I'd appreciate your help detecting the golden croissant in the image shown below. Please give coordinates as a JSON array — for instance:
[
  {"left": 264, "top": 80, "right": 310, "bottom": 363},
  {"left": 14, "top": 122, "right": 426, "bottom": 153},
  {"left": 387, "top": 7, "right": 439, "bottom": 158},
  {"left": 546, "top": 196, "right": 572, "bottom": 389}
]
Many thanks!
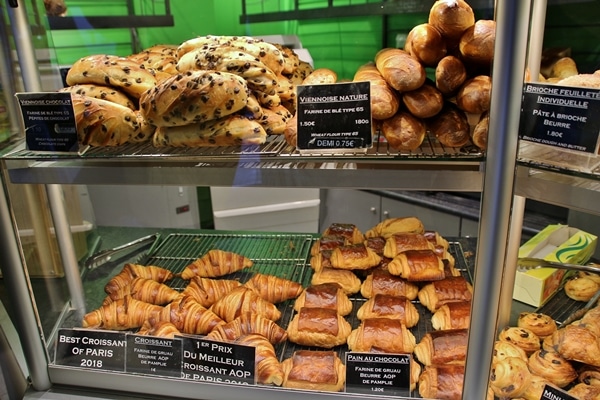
[
  {"left": 243, "top": 273, "right": 303, "bottom": 303},
  {"left": 160, "top": 295, "right": 225, "bottom": 335},
  {"left": 137, "top": 318, "right": 182, "bottom": 339},
  {"left": 207, "top": 312, "right": 288, "bottom": 344},
  {"left": 103, "top": 277, "right": 180, "bottom": 306},
  {"left": 235, "top": 334, "right": 284, "bottom": 386},
  {"left": 105, "top": 263, "right": 174, "bottom": 294},
  {"left": 82, "top": 295, "right": 163, "bottom": 330},
  {"left": 181, "top": 249, "right": 253, "bottom": 279},
  {"left": 182, "top": 276, "right": 241, "bottom": 307},
  {"left": 210, "top": 287, "right": 281, "bottom": 322}
]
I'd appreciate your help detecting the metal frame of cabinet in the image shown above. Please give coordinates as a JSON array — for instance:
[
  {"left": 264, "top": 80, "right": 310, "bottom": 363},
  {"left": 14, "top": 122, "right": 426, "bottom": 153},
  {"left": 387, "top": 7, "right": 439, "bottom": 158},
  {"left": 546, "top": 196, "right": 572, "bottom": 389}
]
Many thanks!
[{"left": 4, "top": 0, "right": 598, "bottom": 399}]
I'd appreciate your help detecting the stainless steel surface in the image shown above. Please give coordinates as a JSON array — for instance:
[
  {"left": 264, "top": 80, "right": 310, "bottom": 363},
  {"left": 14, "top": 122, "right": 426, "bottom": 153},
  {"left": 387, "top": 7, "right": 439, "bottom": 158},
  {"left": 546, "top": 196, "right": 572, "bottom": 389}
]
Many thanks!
[
  {"left": 517, "top": 257, "right": 600, "bottom": 274},
  {"left": 463, "top": 1, "right": 532, "bottom": 400},
  {"left": 84, "top": 233, "right": 160, "bottom": 270}
]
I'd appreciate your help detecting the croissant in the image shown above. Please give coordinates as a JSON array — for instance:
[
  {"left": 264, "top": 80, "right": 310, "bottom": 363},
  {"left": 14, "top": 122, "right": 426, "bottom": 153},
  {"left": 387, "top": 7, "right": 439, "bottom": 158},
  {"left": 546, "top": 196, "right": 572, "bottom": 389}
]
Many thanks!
[
  {"left": 103, "top": 277, "right": 180, "bottom": 306},
  {"left": 414, "top": 328, "right": 468, "bottom": 366},
  {"left": 244, "top": 273, "right": 303, "bottom": 303},
  {"left": 234, "top": 334, "right": 284, "bottom": 386},
  {"left": 281, "top": 350, "right": 346, "bottom": 392},
  {"left": 294, "top": 283, "right": 353, "bottom": 316},
  {"left": 181, "top": 277, "right": 241, "bottom": 307},
  {"left": 181, "top": 249, "right": 253, "bottom": 279},
  {"left": 418, "top": 364, "right": 465, "bottom": 400},
  {"left": 286, "top": 307, "right": 352, "bottom": 348},
  {"left": 329, "top": 243, "right": 382, "bottom": 270},
  {"left": 137, "top": 318, "right": 182, "bottom": 339},
  {"left": 347, "top": 318, "right": 416, "bottom": 353},
  {"left": 431, "top": 301, "right": 471, "bottom": 330},
  {"left": 387, "top": 249, "right": 445, "bottom": 281},
  {"left": 382, "top": 232, "right": 434, "bottom": 258},
  {"left": 360, "top": 269, "right": 419, "bottom": 300},
  {"left": 418, "top": 276, "right": 473, "bottom": 312},
  {"left": 310, "top": 267, "right": 361, "bottom": 295},
  {"left": 356, "top": 294, "right": 419, "bottom": 327},
  {"left": 206, "top": 312, "right": 288, "bottom": 345},
  {"left": 545, "top": 324, "right": 600, "bottom": 367},
  {"left": 82, "top": 295, "right": 163, "bottom": 330},
  {"left": 210, "top": 287, "right": 281, "bottom": 322},
  {"left": 489, "top": 356, "right": 532, "bottom": 398},
  {"left": 365, "top": 217, "right": 425, "bottom": 238},
  {"left": 161, "top": 295, "right": 225, "bottom": 335},
  {"left": 322, "top": 222, "right": 364, "bottom": 244},
  {"left": 105, "top": 263, "right": 174, "bottom": 294}
]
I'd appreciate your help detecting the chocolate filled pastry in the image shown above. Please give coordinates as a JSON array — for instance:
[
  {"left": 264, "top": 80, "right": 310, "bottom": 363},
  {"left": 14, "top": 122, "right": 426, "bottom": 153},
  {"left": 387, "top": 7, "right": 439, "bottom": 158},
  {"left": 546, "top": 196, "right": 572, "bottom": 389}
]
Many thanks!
[
  {"left": 310, "top": 235, "right": 348, "bottom": 256},
  {"left": 517, "top": 312, "right": 557, "bottom": 339},
  {"left": 310, "top": 250, "right": 333, "bottom": 272},
  {"left": 418, "top": 276, "right": 473, "bottom": 312},
  {"left": 418, "top": 364, "right": 465, "bottom": 400},
  {"left": 414, "top": 328, "right": 468, "bottom": 366},
  {"left": 365, "top": 217, "right": 425, "bottom": 238},
  {"left": 383, "top": 233, "right": 435, "bottom": 258},
  {"left": 323, "top": 222, "right": 364, "bottom": 244},
  {"left": 364, "top": 236, "right": 387, "bottom": 256},
  {"left": 310, "top": 267, "right": 361, "bottom": 295},
  {"left": 294, "top": 283, "right": 353, "bottom": 316},
  {"left": 286, "top": 307, "right": 352, "bottom": 348},
  {"left": 492, "top": 340, "right": 528, "bottom": 363},
  {"left": 356, "top": 294, "right": 419, "bottom": 327},
  {"left": 281, "top": 350, "right": 346, "bottom": 392},
  {"left": 545, "top": 324, "right": 600, "bottom": 367},
  {"left": 498, "top": 326, "right": 541, "bottom": 355},
  {"left": 360, "top": 269, "right": 419, "bottom": 300},
  {"left": 388, "top": 249, "right": 446, "bottom": 282},
  {"left": 347, "top": 318, "right": 416, "bottom": 353},
  {"left": 329, "top": 243, "right": 382, "bottom": 270},
  {"left": 528, "top": 349, "right": 577, "bottom": 388},
  {"left": 489, "top": 356, "right": 531, "bottom": 398},
  {"left": 431, "top": 301, "right": 471, "bottom": 330},
  {"left": 424, "top": 230, "right": 449, "bottom": 250}
]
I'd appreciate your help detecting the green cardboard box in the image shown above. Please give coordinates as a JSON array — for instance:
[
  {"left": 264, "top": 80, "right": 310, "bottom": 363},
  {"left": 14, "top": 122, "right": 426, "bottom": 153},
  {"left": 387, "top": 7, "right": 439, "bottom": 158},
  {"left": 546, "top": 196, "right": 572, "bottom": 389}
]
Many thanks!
[{"left": 513, "top": 224, "right": 597, "bottom": 307}]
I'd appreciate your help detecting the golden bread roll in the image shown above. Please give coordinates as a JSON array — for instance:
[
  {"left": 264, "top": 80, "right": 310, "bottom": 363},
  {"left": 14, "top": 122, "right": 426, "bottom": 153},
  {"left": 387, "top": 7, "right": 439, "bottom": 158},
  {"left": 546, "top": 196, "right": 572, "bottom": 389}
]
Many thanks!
[
  {"left": 471, "top": 110, "right": 490, "bottom": 150},
  {"left": 418, "top": 364, "right": 465, "bottom": 400},
  {"left": 329, "top": 243, "right": 382, "bottom": 270},
  {"left": 418, "top": 276, "right": 473, "bottom": 312},
  {"left": 456, "top": 75, "right": 492, "bottom": 114},
  {"left": 404, "top": 23, "right": 447, "bottom": 67},
  {"left": 381, "top": 110, "right": 426, "bottom": 151},
  {"left": 528, "top": 349, "right": 577, "bottom": 388},
  {"left": 517, "top": 312, "right": 557, "bottom": 339},
  {"left": 375, "top": 48, "right": 426, "bottom": 92},
  {"left": 546, "top": 324, "right": 600, "bottom": 366},
  {"left": 459, "top": 19, "right": 496, "bottom": 67},
  {"left": 565, "top": 276, "right": 600, "bottom": 301},
  {"left": 401, "top": 82, "right": 444, "bottom": 119},
  {"left": 428, "top": 0, "right": 475, "bottom": 45},
  {"left": 347, "top": 318, "right": 416, "bottom": 353},
  {"left": 281, "top": 350, "right": 345, "bottom": 392},
  {"left": 489, "top": 356, "right": 532, "bottom": 398},
  {"left": 72, "top": 95, "right": 154, "bottom": 147},
  {"left": 293, "top": 283, "right": 353, "bottom": 316},
  {"left": 356, "top": 294, "right": 419, "bottom": 327},
  {"left": 152, "top": 114, "right": 267, "bottom": 147},
  {"left": 353, "top": 62, "right": 399, "bottom": 120},
  {"left": 59, "top": 84, "right": 136, "bottom": 110},
  {"left": 388, "top": 249, "right": 446, "bottom": 282},
  {"left": 493, "top": 340, "right": 528, "bottom": 363},
  {"left": 431, "top": 301, "right": 471, "bottom": 330},
  {"left": 104, "top": 263, "right": 174, "bottom": 294},
  {"left": 139, "top": 70, "right": 249, "bottom": 127},
  {"left": 66, "top": 54, "right": 158, "bottom": 99},
  {"left": 309, "top": 250, "right": 333, "bottom": 273},
  {"left": 323, "top": 222, "right": 364, "bottom": 244},
  {"left": 435, "top": 55, "right": 467, "bottom": 96},
  {"left": 286, "top": 307, "right": 352, "bottom": 348},
  {"left": 365, "top": 217, "right": 425, "bottom": 238},
  {"left": 360, "top": 269, "right": 419, "bottom": 300},
  {"left": 498, "top": 326, "right": 541, "bottom": 355},
  {"left": 310, "top": 267, "right": 361, "bottom": 295},
  {"left": 414, "top": 328, "right": 468, "bottom": 366},
  {"left": 383, "top": 232, "right": 435, "bottom": 258},
  {"left": 428, "top": 103, "right": 471, "bottom": 148},
  {"left": 302, "top": 68, "right": 338, "bottom": 85}
]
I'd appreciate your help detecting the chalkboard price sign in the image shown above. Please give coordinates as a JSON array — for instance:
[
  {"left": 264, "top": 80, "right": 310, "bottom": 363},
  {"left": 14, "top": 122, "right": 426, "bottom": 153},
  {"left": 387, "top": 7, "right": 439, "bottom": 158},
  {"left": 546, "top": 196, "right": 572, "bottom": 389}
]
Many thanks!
[
  {"left": 296, "top": 82, "right": 372, "bottom": 150},
  {"left": 345, "top": 352, "right": 411, "bottom": 397},
  {"left": 126, "top": 334, "right": 182, "bottom": 377},
  {"left": 54, "top": 328, "right": 126, "bottom": 372},
  {"left": 540, "top": 384, "right": 577, "bottom": 400}
]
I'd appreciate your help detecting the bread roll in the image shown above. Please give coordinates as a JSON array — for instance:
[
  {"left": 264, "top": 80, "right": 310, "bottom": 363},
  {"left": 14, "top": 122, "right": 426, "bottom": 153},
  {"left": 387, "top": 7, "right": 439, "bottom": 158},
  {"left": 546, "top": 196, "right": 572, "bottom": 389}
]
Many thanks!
[
  {"left": 459, "top": 19, "right": 496, "bottom": 67},
  {"left": 375, "top": 48, "right": 426, "bottom": 92},
  {"left": 311, "top": 236, "right": 347, "bottom": 256},
  {"left": 428, "top": 103, "right": 471, "bottom": 148},
  {"left": 456, "top": 75, "right": 492, "bottom": 114},
  {"left": 428, "top": 0, "right": 475, "bottom": 45},
  {"left": 418, "top": 276, "right": 473, "bottom": 312},
  {"left": 435, "top": 55, "right": 467, "bottom": 96},
  {"left": 127, "top": 50, "right": 178, "bottom": 76},
  {"left": 209, "top": 287, "right": 281, "bottom": 322},
  {"left": 401, "top": 82, "right": 444, "bottom": 119},
  {"left": 353, "top": 62, "right": 399, "bottom": 120},
  {"left": 381, "top": 110, "right": 426, "bottom": 151},
  {"left": 404, "top": 23, "right": 447, "bottom": 67},
  {"left": 471, "top": 110, "right": 489, "bottom": 150},
  {"left": 281, "top": 350, "right": 345, "bottom": 392},
  {"left": 302, "top": 68, "right": 338, "bottom": 85}
]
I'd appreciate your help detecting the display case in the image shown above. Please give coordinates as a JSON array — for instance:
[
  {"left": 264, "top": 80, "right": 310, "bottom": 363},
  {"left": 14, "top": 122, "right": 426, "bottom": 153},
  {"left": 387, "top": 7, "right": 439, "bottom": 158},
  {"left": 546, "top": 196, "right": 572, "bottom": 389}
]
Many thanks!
[{"left": 3, "top": 0, "right": 600, "bottom": 399}]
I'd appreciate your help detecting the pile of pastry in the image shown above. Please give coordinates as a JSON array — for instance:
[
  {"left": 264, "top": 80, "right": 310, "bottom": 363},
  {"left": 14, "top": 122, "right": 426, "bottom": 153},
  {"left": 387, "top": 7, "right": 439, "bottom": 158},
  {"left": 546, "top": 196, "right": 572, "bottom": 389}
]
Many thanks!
[
  {"left": 489, "top": 308, "right": 600, "bottom": 399},
  {"left": 61, "top": 35, "right": 324, "bottom": 147}
]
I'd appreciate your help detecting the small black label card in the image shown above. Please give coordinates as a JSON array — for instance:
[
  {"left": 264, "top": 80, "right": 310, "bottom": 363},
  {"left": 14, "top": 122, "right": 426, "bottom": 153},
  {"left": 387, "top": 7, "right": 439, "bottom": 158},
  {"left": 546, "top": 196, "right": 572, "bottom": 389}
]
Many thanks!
[
  {"left": 54, "top": 328, "right": 126, "bottom": 372},
  {"left": 345, "top": 352, "right": 411, "bottom": 397},
  {"left": 540, "top": 384, "right": 577, "bottom": 400},
  {"left": 180, "top": 336, "right": 255, "bottom": 385},
  {"left": 15, "top": 92, "right": 78, "bottom": 152},
  {"left": 519, "top": 83, "right": 600, "bottom": 153},
  {"left": 126, "top": 334, "right": 182, "bottom": 377},
  {"left": 296, "top": 81, "right": 372, "bottom": 150}
]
